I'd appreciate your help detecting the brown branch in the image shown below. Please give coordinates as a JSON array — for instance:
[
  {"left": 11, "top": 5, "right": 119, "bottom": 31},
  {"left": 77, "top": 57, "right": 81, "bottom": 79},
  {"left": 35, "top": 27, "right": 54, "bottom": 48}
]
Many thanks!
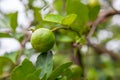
[
  {"left": 72, "top": 42, "right": 83, "bottom": 65},
  {"left": 87, "top": 10, "right": 120, "bottom": 39},
  {"left": 16, "top": 30, "right": 31, "bottom": 64},
  {"left": 86, "top": 10, "right": 120, "bottom": 61},
  {"left": 83, "top": 10, "right": 120, "bottom": 80},
  {"left": 0, "top": 72, "right": 10, "bottom": 80},
  {"left": 88, "top": 42, "right": 120, "bottom": 61},
  {"left": 21, "top": 30, "right": 31, "bottom": 48},
  {"left": 70, "top": 43, "right": 84, "bottom": 79}
]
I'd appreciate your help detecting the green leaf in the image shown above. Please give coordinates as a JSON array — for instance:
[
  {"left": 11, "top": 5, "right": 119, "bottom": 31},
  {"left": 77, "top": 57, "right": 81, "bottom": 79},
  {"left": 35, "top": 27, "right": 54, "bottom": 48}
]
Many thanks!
[
  {"left": 34, "top": 8, "right": 42, "bottom": 22},
  {"left": 48, "top": 62, "right": 72, "bottom": 80},
  {"left": 24, "top": 49, "right": 35, "bottom": 59},
  {"left": 41, "top": 73, "right": 47, "bottom": 80},
  {"left": 28, "top": 0, "right": 34, "bottom": 7},
  {"left": 26, "top": 69, "right": 41, "bottom": 80},
  {"left": 4, "top": 52, "right": 19, "bottom": 64},
  {"left": 88, "top": 5, "right": 100, "bottom": 21},
  {"left": 0, "top": 14, "right": 10, "bottom": 28},
  {"left": 0, "top": 33, "right": 11, "bottom": 38},
  {"left": 76, "top": 36, "right": 86, "bottom": 45},
  {"left": 66, "top": 0, "right": 89, "bottom": 25},
  {"left": 10, "top": 59, "right": 36, "bottom": 80},
  {"left": 9, "top": 12, "right": 18, "bottom": 33},
  {"left": 87, "top": 68, "right": 98, "bottom": 80},
  {"left": 62, "top": 14, "right": 77, "bottom": 26},
  {"left": 0, "top": 57, "right": 13, "bottom": 75},
  {"left": 13, "top": 33, "right": 24, "bottom": 42},
  {"left": 63, "top": 68, "right": 73, "bottom": 80},
  {"left": 58, "top": 30, "right": 78, "bottom": 43},
  {"left": 58, "top": 35, "right": 73, "bottom": 42},
  {"left": 53, "top": 0, "right": 63, "bottom": 14},
  {"left": 44, "top": 14, "right": 64, "bottom": 24},
  {"left": 36, "top": 51, "right": 53, "bottom": 79}
]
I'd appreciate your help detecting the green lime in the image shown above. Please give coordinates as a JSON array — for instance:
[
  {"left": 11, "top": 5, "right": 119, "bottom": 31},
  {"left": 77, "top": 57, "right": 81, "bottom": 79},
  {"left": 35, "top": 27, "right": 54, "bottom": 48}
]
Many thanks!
[
  {"left": 70, "top": 65, "right": 82, "bottom": 79},
  {"left": 88, "top": 0, "right": 99, "bottom": 7},
  {"left": 30, "top": 28, "right": 55, "bottom": 52}
]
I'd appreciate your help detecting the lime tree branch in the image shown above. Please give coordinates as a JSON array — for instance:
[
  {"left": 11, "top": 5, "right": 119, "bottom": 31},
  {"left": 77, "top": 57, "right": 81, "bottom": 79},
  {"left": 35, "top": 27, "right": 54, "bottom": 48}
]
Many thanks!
[
  {"left": 84, "top": 10, "right": 120, "bottom": 80},
  {"left": 86, "top": 10, "right": 120, "bottom": 61},
  {"left": 88, "top": 41, "right": 120, "bottom": 61},
  {"left": 16, "top": 27, "right": 32, "bottom": 64},
  {"left": 87, "top": 10, "right": 120, "bottom": 39}
]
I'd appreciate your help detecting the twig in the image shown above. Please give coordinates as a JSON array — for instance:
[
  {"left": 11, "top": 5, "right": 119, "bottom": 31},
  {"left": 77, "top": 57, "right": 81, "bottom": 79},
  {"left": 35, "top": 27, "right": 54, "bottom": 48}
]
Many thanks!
[
  {"left": 21, "top": 30, "right": 31, "bottom": 48},
  {"left": 88, "top": 42, "right": 120, "bottom": 61},
  {"left": 107, "top": 0, "right": 117, "bottom": 12},
  {"left": 87, "top": 10, "right": 120, "bottom": 39},
  {"left": 51, "top": 26, "right": 69, "bottom": 32},
  {"left": 86, "top": 10, "right": 120, "bottom": 61},
  {"left": 15, "top": 21, "right": 32, "bottom": 64},
  {"left": 85, "top": 10, "right": 120, "bottom": 80},
  {"left": 72, "top": 43, "right": 83, "bottom": 66},
  {"left": 16, "top": 29, "right": 31, "bottom": 64},
  {"left": 0, "top": 72, "right": 10, "bottom": 80},
  {"left": 70, "top": 42, "right": 85, "bottom": 79}
]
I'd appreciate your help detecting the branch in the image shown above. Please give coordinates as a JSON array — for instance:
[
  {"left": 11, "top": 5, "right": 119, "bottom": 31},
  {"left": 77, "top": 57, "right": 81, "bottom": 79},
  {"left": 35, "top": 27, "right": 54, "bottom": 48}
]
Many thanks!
[
  {"left": 86, "top": 10, "right": 120, "bottom": 61},
  {"left": 16, "top": 29, "right": 31, "bottom": 64},
  {"left": 21, "top": 30, "right": 31, "bottom": 48},
  {"left": 87, "top": 10, "right": 120, "bottom": 39},
  {"left": 88, "top": 42, "right": 120, "bottom": 61},
  {"left": 0, "top": 72, "right": 10, "bottom": 80},
  {"left": 15, "top": 21, "right": 33, "bottom": 64}
]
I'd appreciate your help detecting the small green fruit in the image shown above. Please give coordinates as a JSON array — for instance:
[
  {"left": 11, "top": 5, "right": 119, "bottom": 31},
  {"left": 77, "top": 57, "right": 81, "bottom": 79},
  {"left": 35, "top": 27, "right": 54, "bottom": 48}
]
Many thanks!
[
  {"left": 70, "top": 65, "right": 82, "bottom": 79},
  {"left": 70, "top": 65, "right": 81, "bottom": 74},
  {"left": 88, "top": 0, "right": 99, "bottom": 7},
  {"left": 30, "top": 28, "right": 55, "bottom": 52}
]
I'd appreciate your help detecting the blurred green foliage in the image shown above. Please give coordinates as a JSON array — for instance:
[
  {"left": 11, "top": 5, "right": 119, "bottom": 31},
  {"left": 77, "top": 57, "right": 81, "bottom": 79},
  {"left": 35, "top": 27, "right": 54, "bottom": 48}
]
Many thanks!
[{"left": 0, "top": 0, "right": 120, "bottom": 80}]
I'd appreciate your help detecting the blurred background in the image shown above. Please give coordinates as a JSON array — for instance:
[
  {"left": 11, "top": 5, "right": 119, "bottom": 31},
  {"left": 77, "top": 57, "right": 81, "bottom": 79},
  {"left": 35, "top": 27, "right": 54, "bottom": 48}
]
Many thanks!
[{"left": 0, "top": 0, "right": 120, "bottom": 80}]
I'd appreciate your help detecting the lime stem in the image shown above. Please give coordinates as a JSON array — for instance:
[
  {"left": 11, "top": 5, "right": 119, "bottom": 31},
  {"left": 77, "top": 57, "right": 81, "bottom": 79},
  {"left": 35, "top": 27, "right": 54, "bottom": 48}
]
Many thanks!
[{"left": 51, "top": 26, "right": 69, "bottom": 32}]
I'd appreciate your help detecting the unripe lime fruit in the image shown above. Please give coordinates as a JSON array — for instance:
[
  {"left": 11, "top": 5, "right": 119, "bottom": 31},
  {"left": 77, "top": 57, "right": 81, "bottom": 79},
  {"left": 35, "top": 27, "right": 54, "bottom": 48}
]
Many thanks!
[
  {"left": 30, "top": 28, "right": 55, "bottom": 52},
  {"left": 70, "top": 65, "right": 82, "bottom": 79},
  {"left": 70, "top": 65, "right": 81, "bottom": 74},
  {"left": 88, "top": 0, "right": 99, "bottom": 7}
]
